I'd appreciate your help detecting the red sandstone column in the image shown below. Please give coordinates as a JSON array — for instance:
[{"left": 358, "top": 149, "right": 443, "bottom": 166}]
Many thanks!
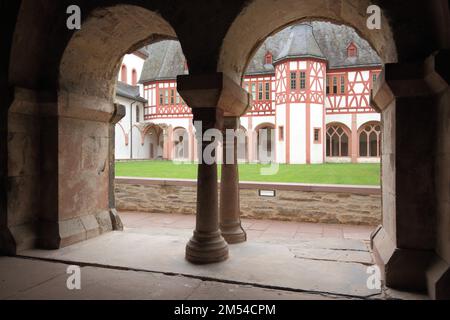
[
  {"left": 351, "top": 113, "right": 358, "bottom": 163},
  {"left": 220, "top": 116, "right": 247, "bottom": 244},
  {"left": 185, "top": 108, "right": 229, "bottom": 264}
]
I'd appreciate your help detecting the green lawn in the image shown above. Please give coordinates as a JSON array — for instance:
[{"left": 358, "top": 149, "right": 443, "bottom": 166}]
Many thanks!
[{"left": 116, "top": 161, "right": 380, "bottom": 186}]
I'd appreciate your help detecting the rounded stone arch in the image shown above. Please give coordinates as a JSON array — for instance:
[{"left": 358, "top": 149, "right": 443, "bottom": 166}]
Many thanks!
[
  {"left": 357, "top": 121, "right": 382, "bottom": 158},
  {"left": 326, "top": 122, "right": 352, "bottom": 158},
  {"left": 217, "top": 0, "right": 398, "bottom": 84},
  {"left": 59, "top": 5, "right": 178, "bottom": 111},
  {"left": 116, "top": 122, "right": 129, "bottom": 146},
  {"left": 173, "top": 126, "right": 190, "bottom": 160},
  {"left": 9, "top": 4, "right": 180, "bottom": 249},
  {"left": 254, "top": 123, "right": 276, "bottom": 162}
]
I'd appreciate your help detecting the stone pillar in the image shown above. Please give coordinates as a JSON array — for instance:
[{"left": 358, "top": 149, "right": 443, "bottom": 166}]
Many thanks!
[
  {"left": 186, "top": 107, "right": 229, "bottom": 264},
  {"left": 109, "top": 104, "right": 126, "bottom": 231},
  {"left": 220, "top": 116, "right": 247, "bottom": 244},
  {"left": 177, "top": 73, "right": 250, "bottom": 264},
  {"left": 163, "top": 126, "right": 173, "bottom": 160},
  {"left": 425, "top": 50, "right": 450, "bottom": 300},
  {"left": 0, "top": 84, "right": 14, "bottom": 255},
  {"left": 351, "top": 113, "right": 358, "bottom": 163},
  {"left": 371, "top": 54, "right": 448, "bottom": 293}
]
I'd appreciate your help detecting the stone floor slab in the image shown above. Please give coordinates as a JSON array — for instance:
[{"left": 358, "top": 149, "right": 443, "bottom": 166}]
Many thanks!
[{"left": 19, "top": 230, "right": 380, "bottom": 298}]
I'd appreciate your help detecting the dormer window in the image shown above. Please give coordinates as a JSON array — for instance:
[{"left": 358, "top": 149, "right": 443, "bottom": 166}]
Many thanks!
[
  {"left": 347, "top": 43, "right": 358, "bottom": 58},
  {"left": 265, "top": 52, "right": 273, "bottom": 65}
]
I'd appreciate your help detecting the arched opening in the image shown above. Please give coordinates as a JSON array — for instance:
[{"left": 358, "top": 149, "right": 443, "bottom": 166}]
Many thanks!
[
  {"left": 173, "top": 127, "right": 189, "bottom": 161},
  {"left": 237, "top": 126, "right": 249, "bottom": 162},
  {"left": 50, "top": 4, "right": 178, "bottom": 248},
  {"left": 326, "top": 123, "right": 351, "bottom": 159},
  {"left": 255, "top": 123, "right": 275, "bottom": 162},
  {"left": 121, "top": 64, "right": 128, "bottom": 83},
  {"left": 358, "top": 121, "right": 382, "bottom": 158},
  {"left": 131, "top": 69, "right": 138, "bottom": 86}
]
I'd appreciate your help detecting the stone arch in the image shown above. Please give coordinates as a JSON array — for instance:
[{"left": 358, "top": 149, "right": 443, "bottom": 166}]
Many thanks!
[
  {"left": 59, "top": 5, "right": 177, "bottom": 110},
  {"left": 254, "top": 123, "right": 276, "bottom": 162},
  {"left": 173, "top": 126, "right": 190, "bottom": 160},
  {"left": 8, "top": 4, "right": 179, "bottom": 250},
  {"left": 218, "top": 0, "right": 398, "bottom": 84},
  {"left": 116, "top": 122, "right": 129, "bottom": 146}
]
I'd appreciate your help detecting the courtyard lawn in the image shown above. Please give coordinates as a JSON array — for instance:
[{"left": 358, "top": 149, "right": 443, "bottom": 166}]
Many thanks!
[{"left": 116, "top": 161, "right": 381, "bottom": 186}]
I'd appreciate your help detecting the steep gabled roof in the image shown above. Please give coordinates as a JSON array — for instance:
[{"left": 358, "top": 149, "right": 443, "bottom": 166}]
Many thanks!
[
  {"left": 139, "top": 40, "right": 188, "bottom": 83},
  {"left": 275, "top": 24, "right": 326, "bottom": 62},
  {"left": 139, "top": 22, "right": 382, "bottom": 82}
]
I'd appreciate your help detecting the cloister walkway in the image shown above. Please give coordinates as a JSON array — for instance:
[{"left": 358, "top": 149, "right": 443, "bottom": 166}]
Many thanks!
[{"left": 1, "top": 213, "right": 427, "bottom": 300}]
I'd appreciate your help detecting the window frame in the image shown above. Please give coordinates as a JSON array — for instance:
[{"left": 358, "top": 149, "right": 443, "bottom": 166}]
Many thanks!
[
  {"left": 358, "top": 122, "right": 382, "bottom": 158},
  {"left": 326, "top": 124, "right": 351, "bottom": 158},
  {"left": 290, "top": 71, "right": 297, "bottom": 90}
]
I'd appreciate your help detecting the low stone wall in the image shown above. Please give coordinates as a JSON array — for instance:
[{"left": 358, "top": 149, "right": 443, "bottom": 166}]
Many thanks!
[{"left": 115, "top": 178, "right": 382, "bottom": 226}]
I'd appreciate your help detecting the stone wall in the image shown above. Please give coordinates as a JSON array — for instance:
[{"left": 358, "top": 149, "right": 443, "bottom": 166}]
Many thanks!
[{"left": 116, "top": 178, "right": 381, "bottom": 226}]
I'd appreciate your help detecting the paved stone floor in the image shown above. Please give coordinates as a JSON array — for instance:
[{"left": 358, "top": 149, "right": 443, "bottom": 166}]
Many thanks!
[{"left": 0, "top": 212, "right": 428, "bottom": 300}]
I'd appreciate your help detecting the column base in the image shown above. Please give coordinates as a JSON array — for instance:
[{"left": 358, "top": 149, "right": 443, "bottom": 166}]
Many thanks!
[
  {"left": 186, "top": 230, "right": 229, "bottom": 264},
  {"left": 221, "top": 223, "right": 247, "bottom": 244},
  {"left": 426, "top": 257, "right": 450, "bottom": 300},
  {"left": 109, "top": 209, "right": 124, "bottom": 231},
  {"left": 38, "top": 210, "right": 114, "bottom": 249},
  {"left": 372, "top": 226, "right": 435, "bottom": 292},
  {"left": 0, "top": 227, "right": 17, "bottom": 255}
]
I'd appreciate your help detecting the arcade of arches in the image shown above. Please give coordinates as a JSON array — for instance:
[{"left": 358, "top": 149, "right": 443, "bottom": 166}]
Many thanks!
[{"left": 1, "top": 0, "right": 449, "bottom": 299}]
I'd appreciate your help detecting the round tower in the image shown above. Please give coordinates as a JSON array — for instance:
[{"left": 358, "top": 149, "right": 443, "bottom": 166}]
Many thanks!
[{"left": 274, "top": 24, "right": 327, "bottom": 164}]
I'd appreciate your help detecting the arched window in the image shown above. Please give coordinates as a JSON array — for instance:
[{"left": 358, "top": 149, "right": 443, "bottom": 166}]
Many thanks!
[
  {"left": 359, "top": 122, "right": 381, "bottom": 157},
  {"left": 326, "top": 124, "right": 350, "bottom": 157},
  {"left": 131, "top": 69, "right": 138, "bottom": 85},
  {"left": 120, "top": 64, "right": 128, "bottom": 83}
]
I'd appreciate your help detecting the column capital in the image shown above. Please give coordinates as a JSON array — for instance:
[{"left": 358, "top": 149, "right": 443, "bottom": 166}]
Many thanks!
[
  {"left": 372, "top": 55, "right": 448, "bottom": 112},
  {"left": 110, "top": 104, "right": 126, "bottom": 124},
  {"left": 177, "top": 73, "right": 251, "bottom": 117}
]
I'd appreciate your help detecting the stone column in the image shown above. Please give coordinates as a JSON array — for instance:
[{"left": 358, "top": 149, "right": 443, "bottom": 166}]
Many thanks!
[
  {"left": 177, "top": 73, "right": 250, "bottom": 264},
  {"left": 186, "top": 108, "right": 229, "bottom": 264},
  {"left": 351, "top": 114, "right": 358, "bottom": 163},
  {"left": 220, "top": 116, "right": 246, "bottom": 244},
  {"left": 108, "top": 104, "right": 126, "bottom": 231},
  {"left": 425, "top": 50, "right": 450, "bottom": 300},
  {"left": 371, "top": 54, "right": 448, "bottom": 294},
  {"left": 0, "top": 84, "right": 14, "bottom": 255}
]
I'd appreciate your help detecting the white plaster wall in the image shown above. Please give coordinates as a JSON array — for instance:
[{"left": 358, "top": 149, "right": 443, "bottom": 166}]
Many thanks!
[
  {"left": 357, "top": 157, "right": 381, "bottom": 163},
  {"left": 356, "top": 113, "right": 381, "bottom": 129},
  {"left": 290, "top": 103, "right": 306, "bottom": 164},
  {"left": 114, "top": 95, "right": 146, "bottom": 160},
  {"left": 310, "top": 104, "right": 324, "bottom": 164},
  {"left": 252, "top": 116, "right": 275, "bottom": 129},
  {"left": 325, "top": 113, "right": 352, "bottom": 128},
  {"left": 240, "top": 117, "right": 249, "bottom": 131},
  {"left": 326, "top": 157, "right": 352, "bottom": 163},
  {"left": 275, "top": 104, "right": 286, "bottom": 164},
  {"left": 118, "top": 53, "right": 146, "bottom": 94}
]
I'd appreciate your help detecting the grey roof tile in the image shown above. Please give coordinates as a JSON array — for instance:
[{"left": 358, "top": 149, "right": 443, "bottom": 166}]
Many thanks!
[
  {"left": 139, "top": 22, "right": 382, "bottom": 81},
  {"left": 116, "top": 81, "right": 147, "bottom": 103}
]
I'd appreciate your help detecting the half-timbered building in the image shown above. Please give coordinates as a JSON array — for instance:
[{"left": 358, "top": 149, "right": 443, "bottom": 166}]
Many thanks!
[{"left": 115, "top": 21, "right": 382, "bottom": 164}]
